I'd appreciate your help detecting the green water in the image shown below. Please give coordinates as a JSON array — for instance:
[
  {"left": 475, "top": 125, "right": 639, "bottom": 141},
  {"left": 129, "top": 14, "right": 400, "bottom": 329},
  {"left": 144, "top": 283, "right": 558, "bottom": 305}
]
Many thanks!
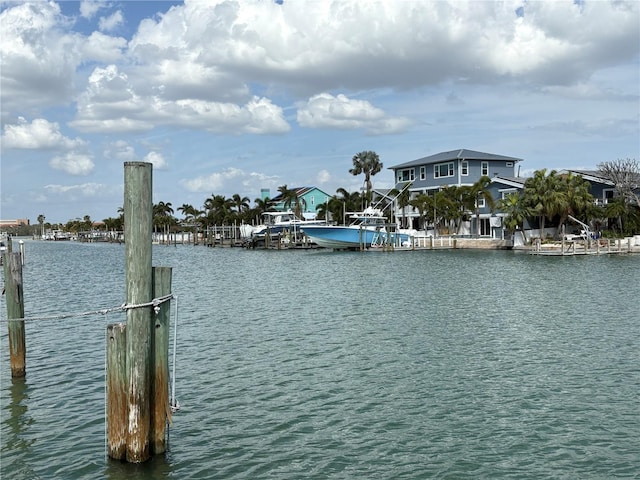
[{"left": 1, "top": 240, "right": 639, "bottom": 479}]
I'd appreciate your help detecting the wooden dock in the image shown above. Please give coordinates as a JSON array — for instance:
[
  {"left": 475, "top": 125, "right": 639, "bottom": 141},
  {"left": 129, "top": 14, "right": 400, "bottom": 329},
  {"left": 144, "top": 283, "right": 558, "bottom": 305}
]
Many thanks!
[{"left": 529, "top": 237, "right": 638, "bottom": 256}]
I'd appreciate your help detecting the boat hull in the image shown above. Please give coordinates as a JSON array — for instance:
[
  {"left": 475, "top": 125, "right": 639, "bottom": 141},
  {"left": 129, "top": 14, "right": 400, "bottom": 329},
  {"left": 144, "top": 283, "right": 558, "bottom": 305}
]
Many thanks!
[{"left": 301, "top": 225, "right": 410, "bottom": 249}]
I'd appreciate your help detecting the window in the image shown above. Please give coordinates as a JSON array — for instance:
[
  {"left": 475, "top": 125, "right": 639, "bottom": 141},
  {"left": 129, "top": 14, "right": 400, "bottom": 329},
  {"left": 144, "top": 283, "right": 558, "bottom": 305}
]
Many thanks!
[
  {"left": 397, "top": 168, "right": 415, "bottom": 182},
  {"left": 481, "top": 162, "right": 489, "bottom": 176},
  {"left": 506, "top": 162, "right": 513, "bottom": 167},
  {"left": 501, "top": 189, "right": 517, "bottom": 199},
  {"left": 434, "top": 162, "right": 454, "bottom": 178},
  {"left": 477, "top": 198, "right": 486, "bottom": 208},
  {"left": 461, "top": 161, "right": 468, "bottom": 176},
  {"left": 420, "top": 166, "right": 426, "bottom": 180},
  {"left": 310, "top": 196, "right": 315, "bottom": 206}
]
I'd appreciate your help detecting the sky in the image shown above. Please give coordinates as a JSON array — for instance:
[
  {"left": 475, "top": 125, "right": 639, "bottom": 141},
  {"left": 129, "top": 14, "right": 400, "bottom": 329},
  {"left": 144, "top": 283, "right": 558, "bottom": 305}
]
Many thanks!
[{"left": 1, "top": 0, "right": 639, "bottom": 224}]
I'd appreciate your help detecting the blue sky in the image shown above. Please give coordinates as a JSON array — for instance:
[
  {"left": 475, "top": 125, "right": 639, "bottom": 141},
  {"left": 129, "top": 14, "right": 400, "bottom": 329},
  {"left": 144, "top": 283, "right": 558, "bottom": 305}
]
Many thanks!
[{"left": 1, "top": 0, "right": 638, "bottom": 223}]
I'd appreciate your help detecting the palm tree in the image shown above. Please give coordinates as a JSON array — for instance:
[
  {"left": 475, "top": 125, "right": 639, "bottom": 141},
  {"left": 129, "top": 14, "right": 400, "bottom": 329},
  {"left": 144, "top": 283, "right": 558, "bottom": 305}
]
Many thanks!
[
  {"left": 469, "top": 176, "right": 495, "bottom": 238},
  {"left": 554, "top": 173, "right": 593, "bottom": 238},
  {"left": 231, "top": 194, "right": 250, "bottom": 217},
  {"left": 37, "top": 214, "right": 45, "bottom": 238},
  {"left": 522, "top": 169, "right": 566, "bottom": 240},
  {"left": 277, "top": 185, "right": 306, "bottom": 219},
  {"left": 203, "top": 195, "right": 234, "bottom": 226},
  {"left": 409, "top": 193, "right": 435, "bottom": 231},
  {"left": 389, "top": 183, "right": 412, "bottom": 228},
  {"left": 153, "top": 201, "right": 175, "bottom": 243},
  {"left": 349, "top": 151, "right": 383, "bottom": 206},
  {"left": 497, "top": 193, "right": 530, "bottom": 234}
]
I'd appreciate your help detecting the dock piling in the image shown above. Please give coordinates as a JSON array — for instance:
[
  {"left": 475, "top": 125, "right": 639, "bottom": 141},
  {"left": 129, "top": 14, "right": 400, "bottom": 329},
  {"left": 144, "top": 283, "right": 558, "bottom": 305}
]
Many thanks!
[{"left": 3, "top": 251, "right": 26, "bottom": 377}]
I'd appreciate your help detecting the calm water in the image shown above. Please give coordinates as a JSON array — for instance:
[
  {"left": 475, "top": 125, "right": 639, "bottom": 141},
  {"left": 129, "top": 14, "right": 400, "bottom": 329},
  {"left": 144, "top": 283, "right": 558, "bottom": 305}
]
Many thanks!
[{"left": 1, "top": 240, "right": 639, "bottom": 479}]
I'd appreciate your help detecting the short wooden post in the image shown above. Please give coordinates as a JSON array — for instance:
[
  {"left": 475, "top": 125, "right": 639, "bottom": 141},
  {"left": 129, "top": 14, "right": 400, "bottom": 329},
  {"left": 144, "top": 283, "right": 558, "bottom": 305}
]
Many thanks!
[
  {"left": 3, "top": 252, "right": 26, "bottom": 377},
  {"left": 124, "top": 161, "right": 153, "bottom": 463},
  {"left": 106, "top": 322, "right": 127, "bottom": 460},
  {"left": 151, "top": 266, "right": 172, "bottom": 454}
]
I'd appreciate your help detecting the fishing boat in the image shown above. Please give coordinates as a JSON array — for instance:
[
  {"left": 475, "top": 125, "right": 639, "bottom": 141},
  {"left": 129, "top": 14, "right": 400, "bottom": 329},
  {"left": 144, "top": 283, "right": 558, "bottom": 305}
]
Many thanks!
[
  {"left": 240, "top": 211, "right": 325, "bottom": 239},
  {"left": 300, "top": 207, "right": 413, "bottom": 250}
]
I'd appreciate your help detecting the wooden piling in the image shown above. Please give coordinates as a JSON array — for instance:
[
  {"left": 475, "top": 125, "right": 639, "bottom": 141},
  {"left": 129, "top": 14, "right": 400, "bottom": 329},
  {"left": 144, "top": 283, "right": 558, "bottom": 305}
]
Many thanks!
[
  {"left": 124, "top": 161, "right": 153, "bottom": 463},
  {"left": 151, "top": 266, "right": 172, "bottom": 454},
  {"left": 106, "top": 322, "right": 127, "bottom": 460},
  {"left": 3, "top": 252, "right": 26, "bottom": 377}
]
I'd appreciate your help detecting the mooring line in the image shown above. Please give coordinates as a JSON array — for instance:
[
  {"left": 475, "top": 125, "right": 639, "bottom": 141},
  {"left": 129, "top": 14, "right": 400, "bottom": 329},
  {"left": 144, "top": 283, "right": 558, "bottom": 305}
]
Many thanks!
[{"left": 0, "top": 294, "right": 174, "bottom": 322}]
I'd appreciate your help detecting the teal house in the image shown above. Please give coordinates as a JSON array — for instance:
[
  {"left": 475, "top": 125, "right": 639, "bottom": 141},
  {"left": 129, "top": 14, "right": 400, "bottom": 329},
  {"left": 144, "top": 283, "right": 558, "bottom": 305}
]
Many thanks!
[{"left": 267, "top": 187, "right": 333, "bottom": 220}]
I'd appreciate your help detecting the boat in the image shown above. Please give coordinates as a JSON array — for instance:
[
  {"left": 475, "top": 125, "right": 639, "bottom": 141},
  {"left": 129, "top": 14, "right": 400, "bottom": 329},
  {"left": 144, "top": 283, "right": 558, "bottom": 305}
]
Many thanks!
[
  {"left": 239, "top": 211, "right": 326, "bottom": 240},
  {"left": 300, "top": 207, "right": 413, "bottom": 250}
]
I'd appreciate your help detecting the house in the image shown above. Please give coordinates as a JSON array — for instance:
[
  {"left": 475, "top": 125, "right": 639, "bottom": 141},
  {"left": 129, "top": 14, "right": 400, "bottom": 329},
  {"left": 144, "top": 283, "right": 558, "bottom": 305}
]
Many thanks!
[
  {"left": 388, "top": 149, "right": 523, "bottom": 235},
  {"left": 267, "top": 186, "right": 333, "bottom": 220},
  {"left": 560, "top": 169, "right": 617, "bottom": 207}
]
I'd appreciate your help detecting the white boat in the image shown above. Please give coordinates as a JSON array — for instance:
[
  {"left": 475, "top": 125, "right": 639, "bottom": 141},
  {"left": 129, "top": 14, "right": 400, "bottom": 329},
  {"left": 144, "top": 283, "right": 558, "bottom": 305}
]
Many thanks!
[
  {"left": 301, "top": 207, "right": 413, "bottom": 250},
  {"left": 240, "top": 211, "right": 326, "bottom": 239}
]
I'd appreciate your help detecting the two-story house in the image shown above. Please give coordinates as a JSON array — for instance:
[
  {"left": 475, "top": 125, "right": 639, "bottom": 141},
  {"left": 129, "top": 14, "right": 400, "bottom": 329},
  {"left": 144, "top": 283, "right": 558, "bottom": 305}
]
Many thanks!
[{"left": 389, "top": 149, "right": 523, "bottom": 236}]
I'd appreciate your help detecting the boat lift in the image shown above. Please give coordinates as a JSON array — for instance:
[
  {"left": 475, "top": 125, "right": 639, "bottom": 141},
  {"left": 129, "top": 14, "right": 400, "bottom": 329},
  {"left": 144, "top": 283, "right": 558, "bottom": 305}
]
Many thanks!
[{"left": 567, "top": 214, "right": 592, "bottom": 239}]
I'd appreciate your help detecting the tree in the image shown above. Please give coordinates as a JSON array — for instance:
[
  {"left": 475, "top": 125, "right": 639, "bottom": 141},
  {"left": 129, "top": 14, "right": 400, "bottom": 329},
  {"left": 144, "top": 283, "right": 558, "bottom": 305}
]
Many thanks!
[
  {"left": 153, "top": 201, "right": 175, "bottom": 242},
  {"left": 409, "top": 193, "right": 435, "bottom": 231},
  {"left": 390, "top": 183, "right": 412, "bottom": 228},
  {"left": 231, "top": 194, "right": 250, "bottom": 217},
  {"left": 522, "top": 169, "right": 566, "bottom": 240},
  {"left": 277, "top": 185, "right": 306, "bottom": 219},
  {"left": 554, "top": 173, "right": 593, "bottom": 238},
  {"left": 497, "top": 193, "right": 530, "bottom": 234},
  {"left": 203, "top": 195, "right": 233, "bottom": 226},
  {"left": 349, "top": 151, "right": 383, "bottom": 206},
  {"left": 468, "top": 176, "right": 496, "bottom": 238},
  {"left": 37, "top": 214, "right": 45, "bottom": 238},
  {"left": 598, "top": 158, "right": 640, "bottom": 207}
]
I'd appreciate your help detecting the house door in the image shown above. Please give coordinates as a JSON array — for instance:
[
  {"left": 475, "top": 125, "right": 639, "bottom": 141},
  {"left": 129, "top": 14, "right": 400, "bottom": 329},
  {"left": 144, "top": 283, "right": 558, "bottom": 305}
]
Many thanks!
[{"left": 479, "top": 218, "right": 491, "bottom": 236}]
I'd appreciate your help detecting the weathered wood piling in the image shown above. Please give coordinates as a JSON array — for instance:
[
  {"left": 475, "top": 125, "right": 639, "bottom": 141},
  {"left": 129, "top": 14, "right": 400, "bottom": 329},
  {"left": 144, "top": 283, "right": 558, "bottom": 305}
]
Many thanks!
[
  {"left": 106, "top": 322, "right": 127, "bottom": 459},
  {"left": 151, "top": 266, "right": 172, "bottom": 454},
  {"left": 3, "top": 250, "right": 26, "bottom": 377},
  {"left": 106, "top": 161, "right": 173, "bottom": 463}
]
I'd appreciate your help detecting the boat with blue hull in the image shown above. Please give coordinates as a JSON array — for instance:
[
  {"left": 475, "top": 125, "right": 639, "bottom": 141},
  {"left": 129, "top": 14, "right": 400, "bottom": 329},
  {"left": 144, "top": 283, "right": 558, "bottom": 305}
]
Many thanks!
[{"left": 301, "top": 207, "right": 413, "bottom": 250}]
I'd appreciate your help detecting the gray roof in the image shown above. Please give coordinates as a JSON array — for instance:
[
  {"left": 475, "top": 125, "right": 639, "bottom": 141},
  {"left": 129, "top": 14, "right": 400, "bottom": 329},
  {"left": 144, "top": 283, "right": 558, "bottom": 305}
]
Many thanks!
[
  {"left": 389, "top": 149, "right": 523, "bottom": 170},
  {"left": 491, "top": 176, "right": 527, "bottom": 188},
  {"left": 561, "top": 169, "right": 614, "bottom": 185}
]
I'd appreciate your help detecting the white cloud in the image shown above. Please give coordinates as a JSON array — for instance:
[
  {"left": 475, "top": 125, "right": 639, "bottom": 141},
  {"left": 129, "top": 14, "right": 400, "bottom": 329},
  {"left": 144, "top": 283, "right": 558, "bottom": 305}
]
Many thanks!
[
  {"left": 297, "top": 93, "right": 411, "bottom": 134},
  {"left": 104, "top": 140, "right": 136, "bottom": 161},
  {"left": 316, "top": 169, "right": 331, "bottom": 184},
  {"left": 72, "top": 65, "right": 290, "bottom": 134},
  {"left": 2, "top": 117, "right": 86, "bottom": 150},
  {"left": 143, "top": 151, "right": 168, "bottom": 170},
  {"left": 99, "top": 10, "right": 123, "bottom": 33},
  {"left": 0, "top": 2, "right": 80, "bottom": 111},
  {"left": 82, "top": 31, "right": 127, "bottom": 63},
  {"left": 50, "top": 152, "right": 95, "bottom": 176},
  {"left": 180, "top": 167, "right": 247, "bottom": 193},
  {"left": 79, "top": 0, "right": 106, "bottom": 20}
]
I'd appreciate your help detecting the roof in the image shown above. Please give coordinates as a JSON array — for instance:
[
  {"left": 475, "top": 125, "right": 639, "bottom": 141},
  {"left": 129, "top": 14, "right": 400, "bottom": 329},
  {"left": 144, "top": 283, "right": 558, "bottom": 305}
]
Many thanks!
[
  {"left": 270, "top": 186, "right": 332, "bottom": 202},
  {"left": 389, "top": 149, "right": 523, "bottom": 170},
  {"left": 560, "top": 169, "right": 615, "bottom": 185},
  {"left": 491, "top": 176, "right": 527, "bottom": 188}
]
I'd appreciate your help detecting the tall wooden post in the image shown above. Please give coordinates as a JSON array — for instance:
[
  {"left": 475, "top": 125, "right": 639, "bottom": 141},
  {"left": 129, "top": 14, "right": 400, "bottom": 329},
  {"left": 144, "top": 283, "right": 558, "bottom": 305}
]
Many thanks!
[
  {"left": 124, "top": 162, "right": 153, "bottom": 463},
  {"left": 151, "top": 266, "right": 172, "bottom": 454},
  {"left": 3, "top": 252, "right": 26, "bottom": 377},
  {"left": 106, "top": 322, "right": 127, "bottom": 459}
]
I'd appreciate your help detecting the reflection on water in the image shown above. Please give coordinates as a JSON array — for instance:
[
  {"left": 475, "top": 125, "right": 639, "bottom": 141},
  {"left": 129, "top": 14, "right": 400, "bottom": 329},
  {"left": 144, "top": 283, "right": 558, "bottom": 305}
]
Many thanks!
[{"left": 3, "top": 377, "right": 40, "bottom": 479}]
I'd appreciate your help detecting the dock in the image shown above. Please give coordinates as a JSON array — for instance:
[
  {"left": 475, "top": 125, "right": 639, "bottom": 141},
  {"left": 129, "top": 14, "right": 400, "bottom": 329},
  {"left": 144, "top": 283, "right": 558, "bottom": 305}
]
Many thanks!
[{"left": 529, "top": 237, "right": 640, "bottom": 256}]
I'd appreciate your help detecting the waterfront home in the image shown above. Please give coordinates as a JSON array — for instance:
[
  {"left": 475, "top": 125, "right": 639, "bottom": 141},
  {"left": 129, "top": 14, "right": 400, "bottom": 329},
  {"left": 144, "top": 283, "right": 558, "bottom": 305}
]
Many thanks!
[
  {"left": 268, "top": 186, "right": 333, "bottom": 220},
  {"left": 388, "top": 148, "right": 523, "bottom": 236}
]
